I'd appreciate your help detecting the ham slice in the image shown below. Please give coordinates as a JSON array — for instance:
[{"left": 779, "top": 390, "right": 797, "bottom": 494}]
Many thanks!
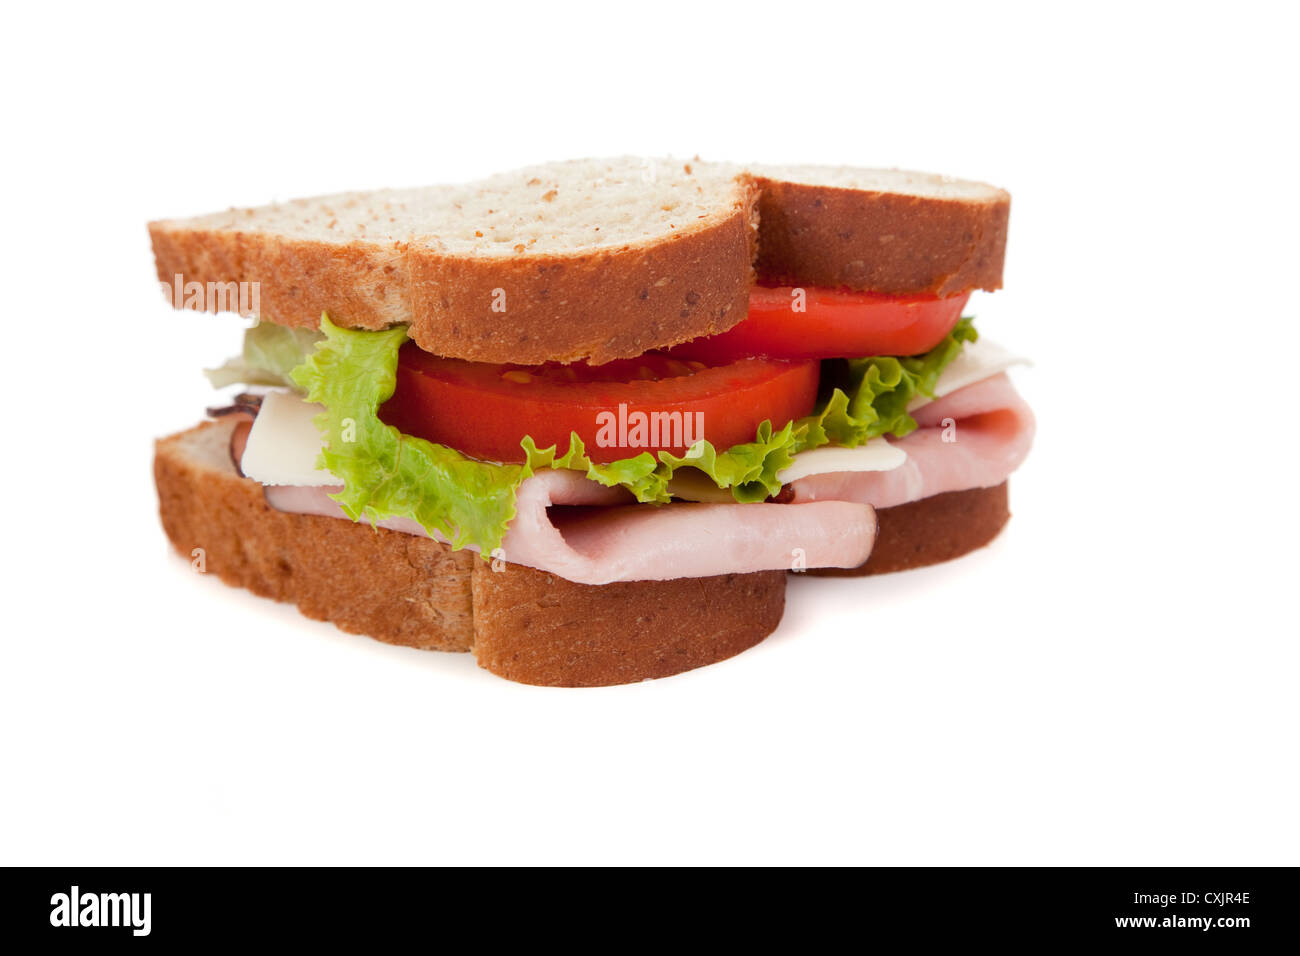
[
  {"left": 266, "top": 468, "right": 876, "bottom": 585},
  {"left": 790, "top": 372, "right": 1034, "bottom": 509}
]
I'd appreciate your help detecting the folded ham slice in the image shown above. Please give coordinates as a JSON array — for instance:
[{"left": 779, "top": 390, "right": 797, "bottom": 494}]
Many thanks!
[
  {"left": 791, "top": 373, "right": 1034, "bottom": 509},
  {"left": 266, "top": 468, "right": 876, "bottom": 585}
]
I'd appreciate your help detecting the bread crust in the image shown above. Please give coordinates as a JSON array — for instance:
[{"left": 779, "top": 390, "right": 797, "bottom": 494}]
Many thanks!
[
  {"left": 752, "top": 178, "right": 1010, "bottom": 296},
  {"left": 155, "top": 420, "right": 787, "bottom": 684},
  {"left": 405, "top": 210, "right": 756, "bottom": 365},
  {"left": 155, "top": 420, "right": 477, "bottom": 650},
  {"left": 148, "top": 182, "right": 758, "bottom": 365},
  {"left": 471, "top": 563, "right": 785, "bottom": 687},
  {"left": 807, "top": 482, "right": 1010, "bottom": 577},
  {"left": 150, "top": 226, "right": 410, "bottom": 331}
]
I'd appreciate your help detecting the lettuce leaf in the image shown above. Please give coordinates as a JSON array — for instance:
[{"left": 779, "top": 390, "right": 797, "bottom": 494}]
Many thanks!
[
  {"left": 522, "top": 420, "right": 799, "bottom": 505},
  {"left": 206, "top": 321, "right": 322, "bottom": 389},
  {"left": 658, "top": 420, "right": 798, "bottom": 502},
  {"left": 521, "top": 435, "right": 669, "bottom": 502},
  {"left": 280, "top": 314, "right": 977, "bottom": 555},
  {"left": 290, "top": 319, "right": 524, "bottom": 552},
  {"left": 792, "top": 318, "right": 978, "bottom": 452}
]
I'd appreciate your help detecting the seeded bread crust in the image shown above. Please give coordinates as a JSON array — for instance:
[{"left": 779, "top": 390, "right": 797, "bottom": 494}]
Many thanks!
[
  {"left": 401, "top": 215, "right": 756, "bottom": 365},
  {"left": 471, "top": 563, "right": 785, "bottom": 687},
  {"left": 155, "top": 419, "right": 787, "bottom": 684},
  {"left": 154, "top": 419, "right": 477, "bottom": 651}
]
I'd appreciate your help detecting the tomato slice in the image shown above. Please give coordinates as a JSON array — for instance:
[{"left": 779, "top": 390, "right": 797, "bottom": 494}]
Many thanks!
[
  {"left": 667, "top": 286, "right": 970, "bottom": 363},
  {"left": 381, "top": 347, "right": 820, "bottom": 463}
]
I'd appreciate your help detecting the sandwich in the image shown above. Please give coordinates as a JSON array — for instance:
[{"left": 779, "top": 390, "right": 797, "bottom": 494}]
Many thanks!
[{"left": 149, "top": 157, "right": 1033, "bottom": 686}]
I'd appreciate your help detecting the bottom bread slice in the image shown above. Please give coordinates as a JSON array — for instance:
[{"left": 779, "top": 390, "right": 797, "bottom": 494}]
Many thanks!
[
  {"left": 154, "top": 420, "right": 786, "bottom": 686},
  {"left": 808, "top": 482, "right": 1011, "bottom": 577},
  {"left": 471, "top": 564, "right": 784, "bottom": 686}
]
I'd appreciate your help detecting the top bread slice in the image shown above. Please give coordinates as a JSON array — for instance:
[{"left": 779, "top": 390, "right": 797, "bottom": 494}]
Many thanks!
[
  {"left": 745, "top": 164, "right": 1010, "bottom": 296},
  {"left": 149, "top": 157, "right": 1009, "bottom": 364},
  {"left": 150, "top": 157, "right": 758, "bottom": 365}
]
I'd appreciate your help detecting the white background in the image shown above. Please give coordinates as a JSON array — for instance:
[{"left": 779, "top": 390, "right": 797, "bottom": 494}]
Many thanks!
[{"left": 2, "top": 2, "right": 1296, "bottom": 865}]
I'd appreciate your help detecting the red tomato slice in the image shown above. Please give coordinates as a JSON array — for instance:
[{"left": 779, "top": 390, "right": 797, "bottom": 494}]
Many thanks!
[
  {"left": 667, "top": 286, "right": 970, "bottom": 363},
  {"left": 381, "top": 347, "right": 820, "bottom": 463}
]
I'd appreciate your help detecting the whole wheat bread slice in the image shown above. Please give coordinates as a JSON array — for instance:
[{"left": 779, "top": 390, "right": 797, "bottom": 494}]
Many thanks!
[
  {"left": 150, "top": 158, "right": 758, "bottom": 365},
  {"left": 155, "top": 418, "right": 786, "bottom": 686}
]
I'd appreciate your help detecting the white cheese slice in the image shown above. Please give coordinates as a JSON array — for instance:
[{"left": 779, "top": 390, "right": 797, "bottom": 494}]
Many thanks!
[
  {"left": 239, "top": 390, "right": 338, "bottom": 487},
  {"left": 665, "top": 469, "right": 739, "bottom": 503},
  {"left": 910, "top": 337, "right": 1030, "bottom": 411},
  {"left": 665, "top": 439, "right": 905, "bottom": 501},
  {"left": 776, "top": 440, "right": 906, "bottom": 484}
]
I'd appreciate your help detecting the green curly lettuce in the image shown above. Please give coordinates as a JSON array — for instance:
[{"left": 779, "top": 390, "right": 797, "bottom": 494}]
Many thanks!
[
  {"left": 657, "top": 420, "right": 798, "bottom": 502},
  {"left": 792, "top": 317, "right": 978, "bottom": 452},
  {"left": 274, "top": 314, "right": 976, "bottom": 555},
  {"left": 521, "top": 434, "right": 667, "bottom": 502},
  {"left": 289, "top": 320, "right": 525, "bottom": 552}
]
